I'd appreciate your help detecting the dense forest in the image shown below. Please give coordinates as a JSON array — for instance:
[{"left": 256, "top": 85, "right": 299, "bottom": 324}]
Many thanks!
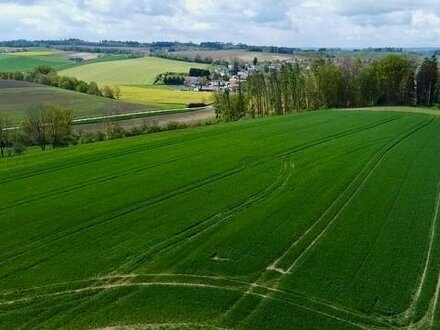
[{"left": 215, "top": 55, "right": 439, "bottom": 121}]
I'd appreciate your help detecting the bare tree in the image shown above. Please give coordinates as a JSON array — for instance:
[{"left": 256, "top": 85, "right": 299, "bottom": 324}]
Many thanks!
[{"left": 0, "top": 114, "right": 11, "bottom": 157}]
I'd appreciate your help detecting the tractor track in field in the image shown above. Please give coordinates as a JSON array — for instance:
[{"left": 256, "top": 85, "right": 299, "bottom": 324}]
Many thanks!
[
  {"left": 0, "top": 117, "right": 338, "bottom": 185},
  {"left": 269, "top": 118, "right": 433, "bottom": 274},
  {"left": 401, "top": 163, "right": 440, "bottom": 329},
  {"left": 248, "top": 139, "right": 383, "bottom": 269},
  {"left": 0, "top": 274, "right": 374, "bottom": 329},
  {"left": 117, "top": 115, "right": 400, "bottom": 273},
  {"left": 277, "top": 116, "right": 400, "bottom": 159},
  {"left": 0, "top": 159, "right": 255, "bottom": 266},
  {"left": 0, "top": 115, "right": 388, "bottom": 187},
  {"left": 218, "top": 118, "right": 433, "bottom": 329},
  {"left": 114, "top": 158, "right": 295, "bottom": 273},
  {"left": 95, "top": 322, "right": 228, "bottom": 330},
  {"left": 0, "top": 152, "right": 204, "bottom": 213},
  {"left": 7, "top": 118, "right": 334, "bottom": 216},
  {"left": 0, "top": 123, "right": 254, "bottom": 185},
  {"left": 1, "top": 116, "right": 397, "bottom": 267},
  {"left": 2, "top": 281, "right": 367, "bottom": 329},
  {"left": 2, "top": 114, "right": 418, "bottom": 328},
  {"left": 343, "top": 136, "right": 433, "bottom": 325}
]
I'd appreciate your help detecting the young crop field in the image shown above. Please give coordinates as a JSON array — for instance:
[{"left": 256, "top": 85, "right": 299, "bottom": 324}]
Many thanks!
[
  {"left": 0, "top": 52, "right": 74, "bottom": 72},
  {"left": 2, "top": 108, "right": 440, "bottom": 329},
  {"left": 0, "top": 80, "right": 149, "bottom": 123},
  {"left": 59, "top": 57, "right": 211, "bottom": 86}
]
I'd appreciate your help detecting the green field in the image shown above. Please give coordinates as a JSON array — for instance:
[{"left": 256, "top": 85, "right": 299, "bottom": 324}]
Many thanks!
[
  {"left": 0, "top": 80, "right": 149, "bottom": 123},
  {"left": 60, "top": 57, "right": 211, "bottom": 85},
  {"left": 0, "top": 52, "right": 74, "bottom": 72},
  {"left": 2, "top": 108, "right": 440, "bottom": 329}
]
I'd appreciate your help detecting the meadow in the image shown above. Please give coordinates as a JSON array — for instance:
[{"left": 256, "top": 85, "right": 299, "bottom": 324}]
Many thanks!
[
  {"left": 1, "top": 108, "right": 440, "bottom": 329},
  {"left": 0, "top": 80, "right": 149, "bottom": 123},
  {"left": 0, "top": 50, "right": 76, "bottom": 72},
  {"left": 60, "top": 56, "right": 211, "bottom": 86}
]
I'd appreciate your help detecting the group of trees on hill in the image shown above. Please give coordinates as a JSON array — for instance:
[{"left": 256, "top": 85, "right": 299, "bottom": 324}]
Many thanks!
[
  {"left": 0, "top": 103, "right": 74, "bottom": 157},
  {"left": 154, "top": 72, "right": 186, "bottom": 85},
  {"left": 215, "top": 55, "right": 440, "bottom": 121},
  {"left": 0, "top": 66, "right": 120, "bottom": 99}
]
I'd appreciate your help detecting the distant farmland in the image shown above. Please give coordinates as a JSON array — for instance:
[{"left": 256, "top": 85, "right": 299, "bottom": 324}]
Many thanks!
[
  {"left": 0, "top": 51, "right": 75, "bottom": 71},
  {"left": 0, "top": 80, "right": 148, "bottom": 123},
  {"left": 60, "top": 56, "right": 211, "bottom": 85},
  {"left": 2, "top": 109, "right": 440, "bottom": 328},
  {"left": 171, "top": 49, "right": 297, "bottom": 62}
]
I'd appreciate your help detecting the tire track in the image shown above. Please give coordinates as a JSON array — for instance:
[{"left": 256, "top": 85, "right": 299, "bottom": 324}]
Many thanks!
[
  {"left": 269, "top": 118, "right": 433, "bottom": 274},
  {"left": 115, "top": 158, "right": 295, "bottom": 273},
  {"left": 0, "top": 152, "right": 204, "bottom": 213},
  {"left": 1, "top": 117, "right": 391, "bottom": 265},
  {"left": 0, "top": 275, "right": 370, "bottom": 330},
  {"left": 0, "top": 116, "right": 338, "bottom": 185},
  {"left": 218, "top": 118, "right": 432, "bottom": 329},
  {"left": 0, "top": 159, "right": 254, "bottom": 266}
]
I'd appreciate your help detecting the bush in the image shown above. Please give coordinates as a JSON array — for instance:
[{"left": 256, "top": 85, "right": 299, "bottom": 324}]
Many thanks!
[
  {"left": 142, "top": 120, "right": 161, "bottom": 133},
  {"left": 13, "top": 142, "right": 26, "bottom": 154},
  {"left": 187, "top": 103, "right": 207, "bottom": 108},
  {"left": 166, "top": 121, "right": 189, "bottom": 131}
]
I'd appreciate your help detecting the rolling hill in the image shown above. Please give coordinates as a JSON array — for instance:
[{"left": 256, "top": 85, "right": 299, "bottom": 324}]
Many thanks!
[
  {"left": 59, "top": 56, "right": 211, "bottom": 86},
  {"left": 1, "top": 108, "right": 440, "bottom": 328},
  {"left": 0, "top": 51, "right": 75, "bottom": 72},
  {"left": 0, "top": 80, "right": 149, "bottom": 123}
]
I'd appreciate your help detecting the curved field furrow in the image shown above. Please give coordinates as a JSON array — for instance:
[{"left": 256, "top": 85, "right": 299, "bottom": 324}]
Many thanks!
[
  {"left": 0, "top": 115, "right": 338, "bottom": 185},
  {"left": 270, "top": 118, "right": 433, "bottom": 273},
  {"left": 0, "top": 160, "right": 254, "bottom": 265},
  {"left": 0, "top": 275, "right": 370, "bottom": 329},
  {"left": 0, "top": 116, "right": 391, "bottom": 264},
  {"left": 0, "top": 152, "right": 205, "bottom": 213},
  {"left": 116, "top": 159, "right": 295, "bottom": 273}
]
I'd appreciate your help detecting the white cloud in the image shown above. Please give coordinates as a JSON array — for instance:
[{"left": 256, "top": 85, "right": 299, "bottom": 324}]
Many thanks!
[{"left": 0, "top": 0, "right": 439, "bottom": 47}]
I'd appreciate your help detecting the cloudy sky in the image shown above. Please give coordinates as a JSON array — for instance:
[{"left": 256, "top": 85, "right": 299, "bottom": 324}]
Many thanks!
[{"left": 1, "top": 0, "right": 440, "bottom": 47}]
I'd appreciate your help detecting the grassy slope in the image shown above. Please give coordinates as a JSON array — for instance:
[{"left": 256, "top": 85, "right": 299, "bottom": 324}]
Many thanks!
[
  {"left": 59, "top": 57, "right": 211, "bottom": 85},
  {"left": 1, "top": 108, "right": 440, "bottom": 329},
  {"left": 0, "top": 53, "right": 73, "bottom": 72},
  {"left": 0, "top": 80, "right": 149, "bottom": 123}
]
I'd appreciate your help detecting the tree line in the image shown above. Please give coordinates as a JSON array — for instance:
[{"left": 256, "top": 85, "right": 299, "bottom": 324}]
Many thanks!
[
  {"left": 0, "top": 103, "right": 217, "bottom": 158},
  {"left": 215, "top": 55, "right": 439, "bottom": 121},
  {"left": 0, "top": 65, "right": 120, "bottom": 99}
]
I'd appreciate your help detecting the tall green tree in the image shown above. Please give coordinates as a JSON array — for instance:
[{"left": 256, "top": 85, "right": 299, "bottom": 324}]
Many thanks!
[
  {"left": 416, "top": 56, "right": 438, "bottom": 107},
  {"left": 376, "top": 55, "right": 415, "bottom": 105},
  {"left": 22, "top": 103, "right": 73, "bottom": 150}
]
